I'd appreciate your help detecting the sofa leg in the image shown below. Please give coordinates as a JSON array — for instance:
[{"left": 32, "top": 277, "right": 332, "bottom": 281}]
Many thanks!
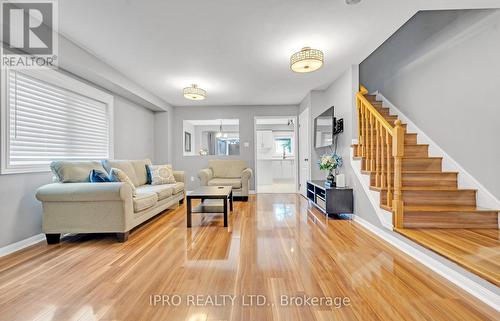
[
  {"left": 46, "top": 233, "right": 61, "bottom": 244},
  {"left": 116, "top": 232, "right": 129, "bottom": 243},
  {"left": 243, "top": 196, "right": 248, "bottom": 202},
  {"left": 179, "top": 198, "right": 184, "bottom": 205}
]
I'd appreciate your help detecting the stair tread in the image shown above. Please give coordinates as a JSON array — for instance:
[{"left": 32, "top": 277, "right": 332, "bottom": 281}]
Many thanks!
[
  {"left": 395, "top": 228, "right": 500, "bottom": 286},
  {"left": 375, "top": 186, "right": 476, "bottom": 191},
  {"left": 400, "top": 171, "right": 458, "bottom": 174},
  {"left": 404, "top": 206, "right": 498, "bottom": 212}
]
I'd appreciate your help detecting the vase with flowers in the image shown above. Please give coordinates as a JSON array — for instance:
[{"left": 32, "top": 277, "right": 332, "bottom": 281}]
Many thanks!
[{"left": 318, "top": 153, "right": 343, "bottom": 187}]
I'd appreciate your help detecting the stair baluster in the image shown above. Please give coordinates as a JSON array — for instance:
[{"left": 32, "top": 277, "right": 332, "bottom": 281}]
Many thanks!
[
  {"left": 380, "top": 125, "right": 386, "bottom": 189},
  {"left": 357, "top": 96, "right": 363, "bottom": 157},
  {"left": 370, "top": 114, "right": 375, "bottom": 171},
  {"left": 375, "top": 122, "right": 381, "bottom": 187},
  {"left": 365, "top": 109, "right": 370, "bottom": 170},
  {"left": 392, "top": 120, "right": 405, "bottom": 228},
  {"left": 386, "top": 130, "right": 392, "bottom": 209}
]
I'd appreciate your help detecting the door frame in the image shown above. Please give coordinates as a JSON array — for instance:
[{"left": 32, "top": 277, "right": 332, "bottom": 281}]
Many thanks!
[
  {"left": 254, "top": 115, "right": 299, "bottom": 194},
  {"left": 298, "top": 107, "right": 311, "bottom": 197}
]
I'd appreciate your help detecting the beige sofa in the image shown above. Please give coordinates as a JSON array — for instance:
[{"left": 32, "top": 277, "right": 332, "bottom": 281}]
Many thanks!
[
  {"left": 36, "top": 159, "right": 185, "bottom": 243},
  {"left": 198, "top": 160, "right": 252, "bottom": 200}
]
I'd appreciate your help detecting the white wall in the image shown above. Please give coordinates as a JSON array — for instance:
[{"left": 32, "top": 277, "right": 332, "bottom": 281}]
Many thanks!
[{"left": 360, "top": 9, "right": 500, "bottom": 200}]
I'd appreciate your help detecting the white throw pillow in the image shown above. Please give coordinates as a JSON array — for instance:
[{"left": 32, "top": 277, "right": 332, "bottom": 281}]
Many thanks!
[
  {"left": 110, "top": 167, "right": 137, "bottom": 196},
  {"left": 147, "top": 164, "right": 176, "bottom": 185}
]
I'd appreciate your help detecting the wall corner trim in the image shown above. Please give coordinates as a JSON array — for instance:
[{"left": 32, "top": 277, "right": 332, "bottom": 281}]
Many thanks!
[
  {"left": 353, "top": 215, "right": 500, "bottom": 311},
  {"left": 0, "top": 233, "right": 45, "bottom": 258}
]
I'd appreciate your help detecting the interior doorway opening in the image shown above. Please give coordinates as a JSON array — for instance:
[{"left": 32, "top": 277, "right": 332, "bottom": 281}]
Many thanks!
[{"left": 254, "top": 116, "right": 298, "bottom": 193}]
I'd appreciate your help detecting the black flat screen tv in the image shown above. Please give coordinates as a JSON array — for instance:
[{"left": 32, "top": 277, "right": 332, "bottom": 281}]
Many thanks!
[{"left": 314, "top": 106, "right": 343, "bottom": 149}]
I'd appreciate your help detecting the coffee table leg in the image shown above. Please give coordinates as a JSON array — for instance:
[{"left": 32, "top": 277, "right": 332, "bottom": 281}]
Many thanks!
[
  {"left": 223, "top": 197, "right": 228, "bottom": 227},
  {"left": 230, "top": 191, "right": 233, "bottom": 211},
  {"left": 187, "top": 197, "right": 192, "bottom": 228}
]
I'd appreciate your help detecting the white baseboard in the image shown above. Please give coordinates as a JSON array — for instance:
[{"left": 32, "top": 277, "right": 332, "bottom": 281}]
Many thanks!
[
  {"left": 353, "top": 215, "right": 500, "bottom": 311},
  {"left": 0, "top": 233, "right": 45, "bottom": 257},
  {"left": 249, "top": 190, "right": 256, "bottom": 195}
]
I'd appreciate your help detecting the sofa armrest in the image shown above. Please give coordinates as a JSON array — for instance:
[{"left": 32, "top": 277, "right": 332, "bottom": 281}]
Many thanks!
[
  {"left": 36, "top": 182, "right": 133, "bottom": 202},
  {"left": 198, "top": 168, "right": 213, "bottom": 186},
  {"left": 241, "top": 168, "right": 253, "bottom": 180},
  {"left": 173, "top": 170, "right": 185, "bottom": 183}
]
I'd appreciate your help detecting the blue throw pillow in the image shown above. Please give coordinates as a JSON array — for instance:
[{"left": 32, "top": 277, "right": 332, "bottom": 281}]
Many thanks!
[
  {"left": 146, "top": 164, "right": 152, "bottom": 184},
  {"left": 89, "top": 169, "right": 111, "bottom": 183}
]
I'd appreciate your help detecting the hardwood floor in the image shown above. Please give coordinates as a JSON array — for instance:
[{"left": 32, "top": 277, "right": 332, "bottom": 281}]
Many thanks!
[
  {"left": 0, "top": 194, "right": 498, "bottom": 321},
  {"left": 396, "top": 228, "right": 500, "bottom": 287}
]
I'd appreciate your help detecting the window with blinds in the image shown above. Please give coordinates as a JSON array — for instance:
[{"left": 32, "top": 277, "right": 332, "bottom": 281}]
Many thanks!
[{"left": 1, "top": 70, "right": 113, "bottom": 173}]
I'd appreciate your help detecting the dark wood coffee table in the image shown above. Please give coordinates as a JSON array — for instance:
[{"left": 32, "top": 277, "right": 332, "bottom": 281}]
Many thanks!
[{"left": 186, "top": 186, "right": 233, "bottom": 227}]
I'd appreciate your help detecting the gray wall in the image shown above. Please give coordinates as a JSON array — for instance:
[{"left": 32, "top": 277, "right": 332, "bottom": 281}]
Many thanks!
[
  {"left": 301, "top": 65, "right": 382, "bottom": 226},
  {"left": 0, "top": 93, "right": 156, "bottom": 248},
  {"left": 0, "top": 35, "right": 170, "bottom": 249},
  {"left": 360, "top": 9, "right": 500, "bottom": 199},
  {"left": 114, "top": 96, "right": 155, "bottom": 160},
  {"left": 172, "top": 105, "right": 299, "bottom": 190}
]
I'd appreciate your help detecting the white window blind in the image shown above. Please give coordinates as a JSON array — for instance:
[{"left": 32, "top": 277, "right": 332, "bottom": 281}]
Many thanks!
[{"left": 2, "top": 70, "right": 112, "bottom": 173}]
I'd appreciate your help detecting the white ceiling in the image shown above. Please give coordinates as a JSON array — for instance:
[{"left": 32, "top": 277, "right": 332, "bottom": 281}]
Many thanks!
[
  {"left": 185, "top": 119, "right": 239, "bottom": 126},
  {"left": 58, "top": 0, "right": 500, "bottom": 107}
]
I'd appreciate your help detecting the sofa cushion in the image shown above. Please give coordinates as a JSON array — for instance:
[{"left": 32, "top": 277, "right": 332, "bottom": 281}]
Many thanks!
[
  {"left": 136, "top": 185, "right": 173, "bottom": 200},
  {"left": 209, "top": 160, "right": 247, "bottom": 178},
  {"left": 208, "top": 178, "right": 241, "bottom": 189},
  {"left": 103, "top": 160, "right": 138, "bottom": 185},
  {"left": 147, "top": 164, "right": 176, "bottom": 185},
  {"left": 133, "top": 192, "right": 158, "bottom": 212},
  {"left": 102, "top": 159, "right": 152, "bottom": 186},
  {"left": 129, "top": 159, "right": 152, "bottom": 186},
  {"left": 110, "top": 168, "right": 137, "bottom": 196},
  {"left": 50, "top": 161, "right": 107, "bottom": 183},
  {"left": 163, "top": 182, "right": 185, "bottom": 194}
]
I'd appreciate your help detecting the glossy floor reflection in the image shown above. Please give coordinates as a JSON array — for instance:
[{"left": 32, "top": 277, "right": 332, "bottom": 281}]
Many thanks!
[{"left": 0, "top": 194, "right": 498, "bottom": 321}]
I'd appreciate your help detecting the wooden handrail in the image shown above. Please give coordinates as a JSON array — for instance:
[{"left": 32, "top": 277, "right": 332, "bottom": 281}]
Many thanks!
[
  {"left": 356, "top": 85, "right": 405, "bottom": 229},
  {"left": 356, "top": 88, "right": 393, "bottom": 133}
]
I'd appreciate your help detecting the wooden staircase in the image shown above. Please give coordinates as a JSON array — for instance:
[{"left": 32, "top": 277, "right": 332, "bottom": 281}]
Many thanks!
[{"left": 353, "top": 87, "right": 500, "bottom": 286}]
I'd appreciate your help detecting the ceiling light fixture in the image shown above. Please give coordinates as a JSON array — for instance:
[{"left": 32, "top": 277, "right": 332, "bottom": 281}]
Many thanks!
[
  {"left": 345, "top": 0, "right": 362, "bottom": 5},
  {"left": 183, "top": 84, "right": 206, "bottom": 100},
  {"left": 290, "top": 47, "right": 324, "bottom": 73},
  {"left": 216, "top": 120, "right": 224, "bottom": 138}
]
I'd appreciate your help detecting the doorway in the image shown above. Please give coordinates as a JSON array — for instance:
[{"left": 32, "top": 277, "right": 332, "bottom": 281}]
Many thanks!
[
  {"left": 254, "top": 116, "right": 298, "bottom": 193},
  {"left": 298, "top": 108, "right": 311, "bottom": 197}
]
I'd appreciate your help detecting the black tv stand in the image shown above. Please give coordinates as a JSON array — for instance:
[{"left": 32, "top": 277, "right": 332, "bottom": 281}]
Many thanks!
[{"left": 306, "top": 180, "right": 353, "bottom": 216}]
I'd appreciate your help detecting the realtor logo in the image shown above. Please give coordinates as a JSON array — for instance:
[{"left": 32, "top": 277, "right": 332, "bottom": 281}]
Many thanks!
[{"left": 1, "top": 0, "right": 58, "bottom": 68}]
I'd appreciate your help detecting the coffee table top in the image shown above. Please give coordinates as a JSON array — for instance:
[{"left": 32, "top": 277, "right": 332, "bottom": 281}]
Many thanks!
[{"left": 187, "top": 186, "right": 232, "bottom": 198}]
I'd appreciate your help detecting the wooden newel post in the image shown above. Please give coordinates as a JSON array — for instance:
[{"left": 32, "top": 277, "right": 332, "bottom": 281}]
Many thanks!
[
  {"left": 392, "top": 120, "right": 405, "bottom": 228},
  {"left": 356, "top": 96, "right": 362, "bottom": 157}
]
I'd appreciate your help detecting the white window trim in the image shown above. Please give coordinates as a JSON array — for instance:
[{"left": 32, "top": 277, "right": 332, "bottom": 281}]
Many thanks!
[{"left": 0, "top": 68, "right": 114, "bottom": 174}]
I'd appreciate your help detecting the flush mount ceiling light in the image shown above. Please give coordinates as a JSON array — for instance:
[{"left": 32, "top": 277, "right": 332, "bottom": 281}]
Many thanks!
[
  {"left": 290, "top": 47, "right": 324, "bottom": 73},
  {"left": 183, "top": 84, "right": 206, "bottom": 100},
  {"left": 345, "top": 0, "right": 362, "bottom": 5}
]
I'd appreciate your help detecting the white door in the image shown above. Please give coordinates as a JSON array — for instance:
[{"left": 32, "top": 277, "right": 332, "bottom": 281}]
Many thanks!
[{"left": 299, "top": 108, "right": 310, "bottom": 196}]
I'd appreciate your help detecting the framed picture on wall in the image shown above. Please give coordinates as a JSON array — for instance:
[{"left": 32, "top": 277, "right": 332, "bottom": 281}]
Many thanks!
[{"left": 184, "top": 132, "right": 191, "bottom": 152}]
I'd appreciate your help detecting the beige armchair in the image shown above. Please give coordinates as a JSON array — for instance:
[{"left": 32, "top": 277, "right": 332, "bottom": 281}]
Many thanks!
[{"left": 198, "top": 160, "right": 252, "bottom": 200}]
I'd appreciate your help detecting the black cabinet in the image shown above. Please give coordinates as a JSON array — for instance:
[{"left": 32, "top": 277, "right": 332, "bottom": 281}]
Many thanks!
[{"left": 306, "top": 180, "right": 353, "bottom": 215}]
